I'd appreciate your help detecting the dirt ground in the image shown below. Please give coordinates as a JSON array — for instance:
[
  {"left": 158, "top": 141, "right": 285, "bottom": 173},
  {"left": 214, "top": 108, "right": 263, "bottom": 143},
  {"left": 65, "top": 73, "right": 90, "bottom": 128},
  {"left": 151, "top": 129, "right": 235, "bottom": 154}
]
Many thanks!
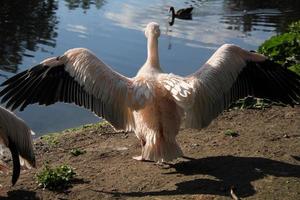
[{"left": 0, "top": 106, "right": 299, "bottom": 200}]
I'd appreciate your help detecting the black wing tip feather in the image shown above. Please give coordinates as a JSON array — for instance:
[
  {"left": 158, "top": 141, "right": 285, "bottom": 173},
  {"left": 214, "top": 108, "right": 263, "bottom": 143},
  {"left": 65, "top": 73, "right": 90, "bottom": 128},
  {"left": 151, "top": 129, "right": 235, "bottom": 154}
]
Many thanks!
[
  {"left": 0, "top": 63, "right": 46, "bottom": 86},
  {"left": 8, "top": 138, "right": 21, "bottom": 186},
  {"left": 0, "top": 70, "right": 27, "bottom": 87},
  {"left": 7, "top": 139, "right": 36, "bottom": 186},
  {"left": 254, "top": 59, "right": 281, "bottom": 69},
  {"left": 0, "top": 64, "right": 43, "bottom": 89},
  {"left": 31, "top": 157, "right": 37, "bottom": 168},
  {"left": 244, "top": 59, "right": 300, "bottom": 105},
  {"left": 0, "top": 63, "right": 59, "bottom": 111}
]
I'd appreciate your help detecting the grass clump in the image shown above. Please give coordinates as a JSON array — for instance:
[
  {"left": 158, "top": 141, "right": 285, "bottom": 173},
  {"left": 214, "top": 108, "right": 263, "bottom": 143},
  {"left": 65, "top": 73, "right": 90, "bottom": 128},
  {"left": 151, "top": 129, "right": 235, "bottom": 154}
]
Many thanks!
[
  {"left": 36, "top": 164, "right": 76, "bottom": 190},
  {"left": 230, "top": 97, "right": 272, "bottom": 110},
  {"left": 64, "top": 121, "right": 111, "bottom": 133},
  {"left": 70, "top": 148, "right": 86, "bottom": 156},
  {"left": 230, "top": 97, "right": 286, "bottom": 110},
  {"left": 224, "top": 130, "right": 239, "bottom": 137},
  {"left": 40, "top": 133, "right": 60, "bottom": 146}
]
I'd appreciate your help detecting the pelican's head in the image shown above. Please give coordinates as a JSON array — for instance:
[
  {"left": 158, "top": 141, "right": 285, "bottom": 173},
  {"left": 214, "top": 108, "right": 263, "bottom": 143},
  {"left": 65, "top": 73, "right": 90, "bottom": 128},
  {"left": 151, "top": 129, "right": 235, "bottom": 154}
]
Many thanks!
[{"left": 145, "top": 22, "right": 160, "bottom": 38}]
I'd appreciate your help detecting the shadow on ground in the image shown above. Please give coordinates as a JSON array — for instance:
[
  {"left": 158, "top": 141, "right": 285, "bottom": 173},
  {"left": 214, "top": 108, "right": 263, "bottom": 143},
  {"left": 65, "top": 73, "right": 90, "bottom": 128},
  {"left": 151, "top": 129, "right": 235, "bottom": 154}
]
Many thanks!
[
  {"left": 0, "top": 178, "right": 89, "bottom": 200},
  {"left": 98, "top": 155, "right": 300, "bottom": 198},
  {"left": 0, "top": 190, "right": 39, "bottom": 200}
]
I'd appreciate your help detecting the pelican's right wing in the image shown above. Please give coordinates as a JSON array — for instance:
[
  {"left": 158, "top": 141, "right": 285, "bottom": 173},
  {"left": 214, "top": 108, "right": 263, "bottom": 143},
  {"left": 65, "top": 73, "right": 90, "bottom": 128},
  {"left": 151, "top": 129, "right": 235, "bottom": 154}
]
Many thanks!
[
  {"left": 159, "top": 44, "right": 300, "bottom": 129},
  {"left": 0, "top": 48, "right": 152, "bottom": 131},
  {"left": 184, "top": 44, "right": 300, "bottom": 129}
]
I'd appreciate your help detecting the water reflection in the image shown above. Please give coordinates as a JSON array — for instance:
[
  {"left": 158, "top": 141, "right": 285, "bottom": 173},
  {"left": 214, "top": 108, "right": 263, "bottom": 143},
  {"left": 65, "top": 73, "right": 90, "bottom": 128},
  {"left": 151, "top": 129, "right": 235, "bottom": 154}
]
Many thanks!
[
  {"left": 64, "top": 0, "right": 106, "bottom": 11},
  {"left": 222, "top": 0, "right": 300, "bottom": 33},
  {"left": 1, "top": 0, "right": 298, "bottom": 74},
  {"left": 0, "top": 0, "right": 58, "bottom": 73},
  {"left": 105, "top": 0, "right": 300, "bottom": 48}
]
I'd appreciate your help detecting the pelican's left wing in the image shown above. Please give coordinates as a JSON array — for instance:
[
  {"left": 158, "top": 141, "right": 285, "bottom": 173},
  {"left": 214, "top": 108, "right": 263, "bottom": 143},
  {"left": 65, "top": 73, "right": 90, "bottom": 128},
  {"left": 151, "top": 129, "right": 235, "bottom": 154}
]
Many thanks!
[
  {"left": 159, "top": 44, "right": 300, "bottom": 129},
  {"left": 0, "top": 48, "right": 152, "bottom": 131}
]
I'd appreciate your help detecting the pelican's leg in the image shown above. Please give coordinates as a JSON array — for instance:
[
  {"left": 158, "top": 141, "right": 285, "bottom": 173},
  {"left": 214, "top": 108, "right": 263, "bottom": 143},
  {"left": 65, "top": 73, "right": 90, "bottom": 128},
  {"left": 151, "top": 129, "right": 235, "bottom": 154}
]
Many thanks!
[
  {"left": 154, "top": 161, "right": 173, "bottom": 169},
  {"left": 132, "top": 138, "right": 146, "bottom": 161}
]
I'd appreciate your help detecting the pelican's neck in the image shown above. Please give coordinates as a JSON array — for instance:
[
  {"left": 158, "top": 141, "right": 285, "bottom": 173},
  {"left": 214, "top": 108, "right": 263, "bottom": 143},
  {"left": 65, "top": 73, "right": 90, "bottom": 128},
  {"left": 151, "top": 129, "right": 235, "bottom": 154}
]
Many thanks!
[{"left": 146, "top": 36, "right": 160, "bottom": 69}]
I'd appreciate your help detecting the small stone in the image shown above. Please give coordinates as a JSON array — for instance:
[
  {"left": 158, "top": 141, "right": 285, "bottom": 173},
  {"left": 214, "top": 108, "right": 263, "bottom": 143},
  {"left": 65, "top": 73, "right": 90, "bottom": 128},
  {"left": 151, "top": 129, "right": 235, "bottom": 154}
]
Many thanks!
[{"left": 115, "top": 147, "right": 128, "bottom": 151}]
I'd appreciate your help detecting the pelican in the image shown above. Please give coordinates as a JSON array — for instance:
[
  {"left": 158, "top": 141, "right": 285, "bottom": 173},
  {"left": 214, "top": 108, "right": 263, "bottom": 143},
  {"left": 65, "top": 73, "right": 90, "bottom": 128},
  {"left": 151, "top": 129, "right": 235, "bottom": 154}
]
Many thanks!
[
  {"left": 0, "top": 106, "right": 36, "bottom": 185},
  {"left": 0, "top": 22, "right": 299, "bottom": 163}
]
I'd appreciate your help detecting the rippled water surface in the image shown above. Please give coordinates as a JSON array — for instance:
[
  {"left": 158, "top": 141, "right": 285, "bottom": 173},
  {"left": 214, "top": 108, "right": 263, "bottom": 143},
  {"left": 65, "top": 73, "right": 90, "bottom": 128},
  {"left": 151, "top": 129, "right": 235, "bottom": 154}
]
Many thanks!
[{"left": 0, "top": 0, "right": 299, "bottom": 135}]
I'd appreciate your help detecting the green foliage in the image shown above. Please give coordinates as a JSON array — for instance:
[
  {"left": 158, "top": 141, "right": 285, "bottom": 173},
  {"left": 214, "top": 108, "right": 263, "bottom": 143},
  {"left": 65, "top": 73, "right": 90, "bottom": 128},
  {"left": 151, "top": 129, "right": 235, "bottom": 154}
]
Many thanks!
[
  {"left": 224, "top": 130, "right": 239, "bottom": 137},
  {"left": 64, "top": 121, "right": 110, "bottom": 133},
  {"left": 258, "top": 20, "right": 300, "bottom": 76},
  {"left": 288, "top": 64, "right": 300, "bottom": 75},
  {"left": 89, "top": 120, "right": 111, "bottom": 128},
  {"left": 70, "top": 148, "right": 86, "bottom": 156},
  {"left": 288, "top": 21, "right": 300, "bottom": 34},
  {"left": 40, "top": 133, "right": 60, "bottom": 146},
  {"left": 230, "top": 97, "right": 274, "bottom": 110},
  {"left": 36, "top": 164, "right": 76, "bottom": 190},
  {"left": 258, "top": 33, "right": 300, "bottom": 65}
]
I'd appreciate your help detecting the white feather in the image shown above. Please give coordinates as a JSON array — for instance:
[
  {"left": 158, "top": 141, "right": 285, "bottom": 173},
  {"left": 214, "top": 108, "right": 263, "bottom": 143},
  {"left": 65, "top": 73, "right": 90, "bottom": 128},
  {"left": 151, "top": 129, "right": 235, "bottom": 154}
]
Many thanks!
[
  {"left": 0, "top": 106, "right": 35, "bottom": 169},
  {"left": 184, "top": 44, "right": 267, "bottom": 128},
  {"left": 60, "top": 48, "right": 155, "bottom": 130}
]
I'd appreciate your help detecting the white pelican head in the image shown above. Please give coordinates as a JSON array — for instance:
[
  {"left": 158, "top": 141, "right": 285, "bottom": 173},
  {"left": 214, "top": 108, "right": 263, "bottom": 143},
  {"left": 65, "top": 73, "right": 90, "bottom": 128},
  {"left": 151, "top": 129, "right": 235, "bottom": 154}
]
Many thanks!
[{"left": 144, "top": 22, "right": 160, "bottom": 38}]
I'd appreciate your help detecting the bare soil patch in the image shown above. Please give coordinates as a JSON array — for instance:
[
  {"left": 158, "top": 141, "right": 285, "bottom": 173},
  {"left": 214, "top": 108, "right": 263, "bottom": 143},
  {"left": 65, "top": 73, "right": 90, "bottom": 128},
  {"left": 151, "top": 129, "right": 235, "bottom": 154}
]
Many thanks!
[{"left": 0, "top": 106, "right": 299, "bottom": 200}]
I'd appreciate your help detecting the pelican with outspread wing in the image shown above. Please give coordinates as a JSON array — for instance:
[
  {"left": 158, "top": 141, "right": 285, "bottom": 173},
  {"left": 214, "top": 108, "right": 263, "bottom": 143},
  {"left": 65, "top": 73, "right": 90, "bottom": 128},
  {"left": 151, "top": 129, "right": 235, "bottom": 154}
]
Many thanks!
[
  {"left": 0, "top": 106, "right": 35, "bottom": 185},
  {"left": 0, "top": 22, "right": 299, "bottom": 163}
]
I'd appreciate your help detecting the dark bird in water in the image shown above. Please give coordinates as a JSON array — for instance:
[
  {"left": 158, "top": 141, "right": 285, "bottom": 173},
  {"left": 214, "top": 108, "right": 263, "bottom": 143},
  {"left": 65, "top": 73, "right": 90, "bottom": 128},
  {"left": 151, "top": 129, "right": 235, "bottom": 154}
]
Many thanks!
[{"left": 169, "top": 6, "right": 194, "bottom": 26}]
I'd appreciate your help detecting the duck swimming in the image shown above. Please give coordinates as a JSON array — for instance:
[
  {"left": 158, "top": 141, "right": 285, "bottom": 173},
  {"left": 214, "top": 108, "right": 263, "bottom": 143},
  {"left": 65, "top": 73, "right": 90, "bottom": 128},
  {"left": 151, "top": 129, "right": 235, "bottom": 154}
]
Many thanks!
[{"left": 169, "top": 6, "right": 193, "bottom": 26}]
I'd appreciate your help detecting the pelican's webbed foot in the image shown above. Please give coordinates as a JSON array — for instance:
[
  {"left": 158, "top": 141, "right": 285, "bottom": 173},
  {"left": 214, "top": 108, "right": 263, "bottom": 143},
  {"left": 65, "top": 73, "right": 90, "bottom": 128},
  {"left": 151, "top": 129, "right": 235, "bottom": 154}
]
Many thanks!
[{"left": 132, "top": 155, "right": 145, "bottom": 161}]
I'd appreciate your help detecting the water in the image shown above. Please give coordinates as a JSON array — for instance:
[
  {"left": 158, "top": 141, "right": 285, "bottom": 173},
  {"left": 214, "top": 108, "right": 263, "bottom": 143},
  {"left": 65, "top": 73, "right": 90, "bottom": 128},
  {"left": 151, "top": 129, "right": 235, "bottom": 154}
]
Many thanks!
[{"left": 0, "top": 0, "right": 299, "bottom": 135}]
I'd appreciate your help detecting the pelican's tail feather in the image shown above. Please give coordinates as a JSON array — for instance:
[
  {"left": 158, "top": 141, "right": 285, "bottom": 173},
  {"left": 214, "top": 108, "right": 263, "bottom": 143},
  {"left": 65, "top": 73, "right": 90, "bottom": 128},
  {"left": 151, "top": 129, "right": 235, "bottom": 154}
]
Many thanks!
[{"left": 142, "top": 134, "right": 183, "bottom": 162}]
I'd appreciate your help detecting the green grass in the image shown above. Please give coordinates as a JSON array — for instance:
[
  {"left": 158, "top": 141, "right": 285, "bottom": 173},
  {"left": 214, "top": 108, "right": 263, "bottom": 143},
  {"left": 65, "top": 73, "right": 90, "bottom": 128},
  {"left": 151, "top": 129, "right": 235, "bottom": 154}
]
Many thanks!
[
  {"left": 70, "top": 148, "right": 86, "bottom": 156},
  {"left": 64, "top": 121, "right": 111, "bottom": 133},
  {"left": 40, "top": 121, "right": 111, "bottom": 146},
  {"left": 230, "top": 97, "right": 286, "bottom": 110},
  {"left": 40, "top": 133, "right": 60, "bottom": 146},
  {"left": 224, "top": 129, "right": 239, "bottom": 137},
  {"left": 36, "top": 164, "right": 76, "bottom": 190}
]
